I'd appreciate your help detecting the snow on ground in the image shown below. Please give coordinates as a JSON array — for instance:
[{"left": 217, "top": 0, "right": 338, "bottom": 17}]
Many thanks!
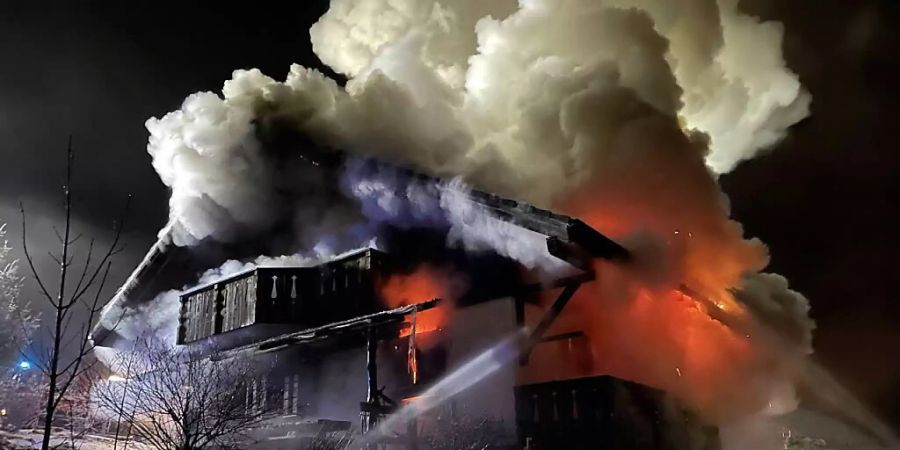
[
  {"left": 0, "top": 429, "right": 150, "bottom": 450},
  {"left": 1, "top": 408, "right": 893, "bottom": 449},
  {"left": 777, "top": 408, "right": 895, "bottom": 450}
]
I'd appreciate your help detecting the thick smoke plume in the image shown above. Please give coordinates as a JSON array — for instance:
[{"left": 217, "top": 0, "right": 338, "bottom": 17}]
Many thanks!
[
  {"left": 149, "top": 0, "right": 809, "bottom": 244},
  {"left": 127, "top": 0, "right": 821, "bottom": 443}
]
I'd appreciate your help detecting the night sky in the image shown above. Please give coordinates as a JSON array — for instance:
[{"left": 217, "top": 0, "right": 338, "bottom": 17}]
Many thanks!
[{"left": 1, "top": 0, "right": 898, "bottom": 431}]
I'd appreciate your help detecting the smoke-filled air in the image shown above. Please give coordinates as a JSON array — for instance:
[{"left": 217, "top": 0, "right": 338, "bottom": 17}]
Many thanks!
[{"left": 120, "top": 0, "right": 825, "bottom": 445}]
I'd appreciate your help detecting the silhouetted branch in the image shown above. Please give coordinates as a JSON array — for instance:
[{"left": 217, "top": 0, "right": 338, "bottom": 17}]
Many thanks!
[
  {"left": 19, "top": 205, "right": 57, "bottom": 307},
  {"left": 17, "top": 137, "right": 131, "bottom": 450}
]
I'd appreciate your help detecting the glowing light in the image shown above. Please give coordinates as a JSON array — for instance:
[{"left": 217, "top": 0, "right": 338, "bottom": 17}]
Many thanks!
[
  {"left": 380, "top": 264, "right": 452, "bottom": 341},
  {"left": 399, "top": 320, "right": 442, "bottom": 338},
  {"left": 401, "top": 396, "right": 423, "bottom": 404},
  {"left": 361, "top": 332, "right": 523, "bottom": 447},
  {"left": 107, "top": 375, "right": 128, "bottom": 382},
  {"left": 17, "top": 360, "right": 31, "bottom": 370}
]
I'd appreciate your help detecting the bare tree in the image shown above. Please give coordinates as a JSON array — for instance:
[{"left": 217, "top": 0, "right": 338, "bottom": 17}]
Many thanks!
[
  {"left": 0, "top": 220, "right": 42, "bottom": 430},
  {"left": 56, "top": 363, "right": 113, "bottom": 449},
  {"left": 18, "top": 139, "right": 129, "bottom": 450},
  {"left": 0, "top": 221, "right": 39, "bottom": 364},
  {"left": 94, "top": 337, "right": 265, "bottom": 450}
]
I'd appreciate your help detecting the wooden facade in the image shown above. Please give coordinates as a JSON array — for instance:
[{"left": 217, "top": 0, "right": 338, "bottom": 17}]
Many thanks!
[
  {"left": 515, "top": 377, "right": 720, "bottom": 450},
  {"left": 178, "top": 249, "right": 388, "bottom": 345}
]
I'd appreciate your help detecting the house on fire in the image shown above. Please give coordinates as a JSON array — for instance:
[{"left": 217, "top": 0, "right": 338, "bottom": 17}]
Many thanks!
[{"left": 91, "top": 151, "right": 720, "bottom": 449}]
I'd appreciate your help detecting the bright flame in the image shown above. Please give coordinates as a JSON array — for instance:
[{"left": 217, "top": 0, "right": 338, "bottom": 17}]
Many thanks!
[
  {"left": 523, "top": 272, "right": 765, "bottom": 420},
  {"left": 522, "top": 176, "right": 788, "bottom": 422},
  {"left": 380, "top": 264, "right": 453, "bottom": 339},
  {"left": 399, "top": 320, "right": 442, "bottom": 338},
  {"left": 408, "top": 311, "right": 418, "bottom": 384}
]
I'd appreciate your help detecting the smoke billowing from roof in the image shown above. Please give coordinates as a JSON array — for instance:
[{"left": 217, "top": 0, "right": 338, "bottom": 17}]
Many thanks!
[
  {"left": 126, "top": 0, "right": 822, "bottom": 440},
  {"left": 149, "top": 0, "right": 808, "bottom": 247}
]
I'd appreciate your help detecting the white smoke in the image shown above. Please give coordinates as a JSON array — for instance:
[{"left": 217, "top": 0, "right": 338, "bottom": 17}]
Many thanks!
[
  {"left": 602, "top": 0, "right": 811, "bottom": 172},
  {"left": 100, "top": 246, "right": 379, "bottom": 352},
  {"left": 147, "top": 0, "right": 809, "bottom": 245},
  {"left": 196, "top": 252, "right": 329, "bottom": 286},
  {"left": 735, "top": 272, "right": 815, "bottom": 356},
  {"left": 98, "top": 289, "right": 182, "bottom": 347},
  {"left": 309, "top": 0, "right": 809, "bottom": 177},
  {"left": 130, "top": 0, "right": 822, "bottom": 442},
  {"left": 146, "top": 92, "right": 277, "bottom": 246},
  {"left": 309, "top": 0, "right": 518, "bottom": 81},
  {"left": 439, "top": 178, "right": 569, "bottom": 274},
  {"left": 340, "top": 160, "right": 567, "bottom": 274},
  {"left": 340, "top": 158, "right": 447, "bottom": 229}
]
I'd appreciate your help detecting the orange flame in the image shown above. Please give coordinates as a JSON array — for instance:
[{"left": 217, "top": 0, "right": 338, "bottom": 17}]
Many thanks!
[
  {"left": 522, "top": 262, "right": 768, "bottom": 420},
  {"left": 520, "top": 170, "right": 783, "bottom": 421},
  {"left": 379, "top": 265, "right": 452, "bottom": 338},
  {"left": 401, "top": 395, "right": 423, "bottom": 404}
]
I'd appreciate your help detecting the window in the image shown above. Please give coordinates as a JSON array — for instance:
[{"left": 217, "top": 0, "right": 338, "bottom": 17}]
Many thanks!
[{"left": 281, "top": 373, "right": 302, "bottom": 415}]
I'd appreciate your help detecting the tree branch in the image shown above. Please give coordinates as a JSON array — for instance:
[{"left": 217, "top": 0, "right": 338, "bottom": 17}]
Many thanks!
[{"left": 19, "top": 204, "right": 57, "bottom": 307}]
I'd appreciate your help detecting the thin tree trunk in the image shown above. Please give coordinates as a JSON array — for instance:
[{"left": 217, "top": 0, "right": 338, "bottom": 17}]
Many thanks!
[
  {"left": 40, "top": 323, "right": 61, "bottom": 450},
  {"left": 42, "top": 142, "right": 73, "bottom": 450}
]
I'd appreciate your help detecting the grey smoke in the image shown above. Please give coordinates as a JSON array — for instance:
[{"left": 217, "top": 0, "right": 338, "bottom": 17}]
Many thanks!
[
  {"left": 122, "top": 0, "right": 821, "bottom": 438},
  {"left": 439, "top": 178, "right": 569, "bottom": 274},
  {"left": 146, "top": 92, "right": 276, "bottom": 247},
  {"left": 147, "top": 0, "right": 809, "bottom": 245}
]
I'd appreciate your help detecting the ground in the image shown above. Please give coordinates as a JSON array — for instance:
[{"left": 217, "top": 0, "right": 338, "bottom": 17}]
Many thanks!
[
  {"left": 778, "top": 408, "right": 889, "bottom": 450},
  {"left": 0, "top": 429, "right": 149, "bottom": 450},
  {"left": 0, "top": 408, "right": 890, "bottom": 449}
]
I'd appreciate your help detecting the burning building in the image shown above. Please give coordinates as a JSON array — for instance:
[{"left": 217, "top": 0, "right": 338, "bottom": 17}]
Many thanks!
[
  {"left": 92, "top": 0, "right": 822, "bottom": 448},
  {"left": 92, "top": 148, "right": 721, "bottom": 449}
]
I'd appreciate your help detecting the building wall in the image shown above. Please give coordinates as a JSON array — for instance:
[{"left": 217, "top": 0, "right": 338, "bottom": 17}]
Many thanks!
[
  {"left": 245, "top": 297, "right": 522, "bottom": 446},
  {"left": 242, "top": 294, "right": 718, "bottom": 449},
  {"left": 310, "top": 346, "right": 368, "bottom": 422},
  {"left": 444, "top": 297, "right": 520, "bottom": 425}
]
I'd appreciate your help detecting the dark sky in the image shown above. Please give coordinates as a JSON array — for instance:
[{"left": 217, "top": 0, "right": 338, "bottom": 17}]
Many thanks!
[{"left": 1, "top": 0, "right": 898, "bottom": 430}]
